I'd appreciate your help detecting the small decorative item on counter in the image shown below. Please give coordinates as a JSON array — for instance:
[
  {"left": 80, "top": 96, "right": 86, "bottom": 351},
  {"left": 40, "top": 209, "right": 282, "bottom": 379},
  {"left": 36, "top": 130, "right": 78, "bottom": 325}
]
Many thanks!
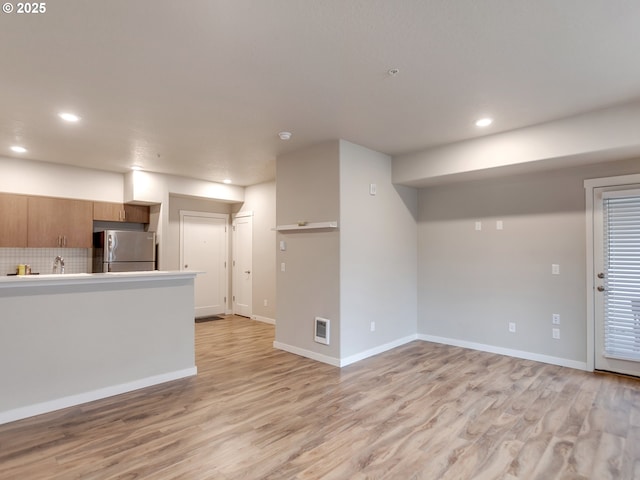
[
  {"left": 25, "top": 265, "right": 31, "bottom": 275},
  {"left": 17, "top": 264, "right": 26, "bottom": 275}
]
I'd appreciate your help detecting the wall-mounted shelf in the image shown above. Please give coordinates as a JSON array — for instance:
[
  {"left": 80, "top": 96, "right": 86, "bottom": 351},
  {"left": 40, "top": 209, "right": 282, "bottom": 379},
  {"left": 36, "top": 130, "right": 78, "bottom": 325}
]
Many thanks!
[{"left": 274, "top": 221, "right": 338, "bottom": 232}]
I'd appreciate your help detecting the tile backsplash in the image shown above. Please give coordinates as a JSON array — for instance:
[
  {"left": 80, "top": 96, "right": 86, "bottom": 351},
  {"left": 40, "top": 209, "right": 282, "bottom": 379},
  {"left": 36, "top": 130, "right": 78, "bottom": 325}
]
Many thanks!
[{"left": 0, "top": 248, "right": 91, "bottom": 275}]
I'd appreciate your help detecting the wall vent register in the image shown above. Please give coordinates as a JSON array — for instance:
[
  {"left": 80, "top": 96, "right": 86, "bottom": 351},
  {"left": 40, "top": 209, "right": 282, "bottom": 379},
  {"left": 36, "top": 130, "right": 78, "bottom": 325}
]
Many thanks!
[{"left": 314, "top": 317, "right": 330, "bottom": 345}]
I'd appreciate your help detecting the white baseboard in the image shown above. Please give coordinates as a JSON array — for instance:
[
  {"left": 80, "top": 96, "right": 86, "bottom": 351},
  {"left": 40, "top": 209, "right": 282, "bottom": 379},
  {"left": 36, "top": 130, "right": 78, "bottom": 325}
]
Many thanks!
[
  {"left": 273, "top": 334, "right": 418, "bottom": 368},
  {"left": 418, "top": 334, "right": 589, "bottom": 371},
  {"left": 340, "top": 334, "right": 418, "bottom": 367},
  {"left": 273, "top": 341, "right": 341, "bottom": 367},
  {"left": 0, "top": 367, "right": 197, "bottom": 426},
  {"left": 252, "top": 315, "right": 275, "bottom": 325}
]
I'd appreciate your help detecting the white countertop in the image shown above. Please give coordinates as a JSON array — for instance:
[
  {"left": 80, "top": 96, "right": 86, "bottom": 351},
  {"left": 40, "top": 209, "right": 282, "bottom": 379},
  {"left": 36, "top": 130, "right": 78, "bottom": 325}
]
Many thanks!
[{"left": 0, "top": 270, "right": 199, "bottom": 288}]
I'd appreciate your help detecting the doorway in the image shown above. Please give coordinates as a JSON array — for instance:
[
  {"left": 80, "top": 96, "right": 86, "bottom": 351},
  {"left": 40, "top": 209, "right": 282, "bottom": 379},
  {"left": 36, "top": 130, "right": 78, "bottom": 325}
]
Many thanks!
[
  {"left": 232, "top": 212, "right": 253, "bottom": 317},
  {"left": 180, "top": 211, "right": 228, "bottom": 317},
  {"left": 587, "top": 176, "right": 640, "bottom": 376}
]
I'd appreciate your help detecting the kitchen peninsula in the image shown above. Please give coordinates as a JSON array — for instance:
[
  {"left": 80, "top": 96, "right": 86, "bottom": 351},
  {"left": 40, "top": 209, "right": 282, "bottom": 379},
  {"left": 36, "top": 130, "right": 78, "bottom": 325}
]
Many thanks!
[{"left": 0, "top": 271, "right": 197, "bottom": 425}]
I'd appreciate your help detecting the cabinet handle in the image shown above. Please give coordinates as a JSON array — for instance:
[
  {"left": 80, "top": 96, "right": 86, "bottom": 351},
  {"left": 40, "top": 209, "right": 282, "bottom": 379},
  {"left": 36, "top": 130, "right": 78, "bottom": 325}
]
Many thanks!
[{"left": 63, "top": 236, "right": 67, "bottom": 247}]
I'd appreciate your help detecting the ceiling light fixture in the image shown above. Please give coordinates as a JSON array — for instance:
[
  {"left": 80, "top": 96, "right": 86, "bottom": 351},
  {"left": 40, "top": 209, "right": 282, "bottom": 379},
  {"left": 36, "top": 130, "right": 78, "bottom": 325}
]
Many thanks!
[
  {"left": 10, "top": 145, "right": 27, "bottom": 153},
  {"left": 278, "top": 131, "right": 292, "bottom": 141},
  {"left": 475, "top": 117, "right": 493, "bottom": 127},
  {"left": 59, "top": 112, "right": 80, "bottom": 122}
]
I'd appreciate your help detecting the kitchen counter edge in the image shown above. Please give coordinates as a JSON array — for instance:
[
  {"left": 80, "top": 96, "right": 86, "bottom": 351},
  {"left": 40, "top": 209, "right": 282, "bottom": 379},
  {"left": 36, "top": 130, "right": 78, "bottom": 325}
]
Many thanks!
[{"left": 0, "top": 271, "right": 199, "bottom": 288}]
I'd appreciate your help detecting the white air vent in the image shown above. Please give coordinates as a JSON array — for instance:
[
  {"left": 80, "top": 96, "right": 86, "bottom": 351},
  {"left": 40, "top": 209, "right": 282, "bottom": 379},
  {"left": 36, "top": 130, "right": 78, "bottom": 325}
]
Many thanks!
[{"left": 314, "top": 317, "right": 330, "bottom": 345}]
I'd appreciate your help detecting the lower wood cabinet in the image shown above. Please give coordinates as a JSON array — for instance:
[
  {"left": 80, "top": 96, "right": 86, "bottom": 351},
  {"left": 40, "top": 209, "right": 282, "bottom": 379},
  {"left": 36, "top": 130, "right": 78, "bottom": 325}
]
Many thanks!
[
  {"left": 0, "top": 193, "right": 28, "bottom": 247},
  {"left": 27, "top": 197, "right": 93, "bottom": 248}
]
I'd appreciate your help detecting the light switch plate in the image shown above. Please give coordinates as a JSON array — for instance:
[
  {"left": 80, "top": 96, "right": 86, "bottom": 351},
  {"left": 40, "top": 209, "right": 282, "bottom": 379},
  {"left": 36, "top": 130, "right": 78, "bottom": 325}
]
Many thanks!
[
  {"left": 552, "top": 264, "right": 560, "bottom": 275},
  {"left": 475, "top": 221, "right": 482, "bottom": 231},
  {"left": 552, "top": 313, "right": 560, "bottom": 325},
  {"left": 369, "top": 183, "right": 377, "bottom": 196}
]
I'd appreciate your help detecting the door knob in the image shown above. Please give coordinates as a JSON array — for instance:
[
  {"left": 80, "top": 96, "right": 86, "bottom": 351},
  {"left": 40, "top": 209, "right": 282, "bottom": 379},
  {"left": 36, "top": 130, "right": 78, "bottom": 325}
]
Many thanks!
[
  {"left": 244, "top": 270, "right": 251, "bottom": 274},
  {"left": 184, "top": 264, "right": 188, "bottom": 268},
  {"left": 597, "top": 285, "right": 606, "bottom": 292}
]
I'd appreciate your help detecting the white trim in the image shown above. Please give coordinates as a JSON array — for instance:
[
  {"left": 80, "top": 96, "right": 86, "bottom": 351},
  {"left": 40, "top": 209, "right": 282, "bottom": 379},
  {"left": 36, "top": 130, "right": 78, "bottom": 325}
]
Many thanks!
[
  {"left": 252, "top": 315, "right": 275, "bottom": 325},
  {"left": 584, "top": 173, "right": 640, "bottom": 190},
  {"left": 339, "top": 334, "right": 418, "bottom": 367},
  {"left": 0, "top": 367, "right": 197, "bottom": 426},
  {"left": 585, "top": 183, "right": 596, "bottom": 371},
  {"left": 418, "top": 335, "right": 588, "bottom": 371},
  {"left": 234, "top": 210, "right": 253, "bottom": 218},
  {"left": 274, "top": 335, "right": 418, "bottom": 368},
  {"left": 273, "top": 341, "right": 341, "bottom": 367}
]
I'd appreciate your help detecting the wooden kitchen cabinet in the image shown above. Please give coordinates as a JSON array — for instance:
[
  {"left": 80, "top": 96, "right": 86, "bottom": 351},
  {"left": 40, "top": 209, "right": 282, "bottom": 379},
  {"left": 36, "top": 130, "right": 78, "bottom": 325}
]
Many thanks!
[
  {"left": 93, "top": 202, "right": 150, "bottom": 223},
  {"left": 27, "top": 197, "right": 93, "bottom": 248},
  {"left": 0, "top": 193, "right": 28, "bottom": 247}
]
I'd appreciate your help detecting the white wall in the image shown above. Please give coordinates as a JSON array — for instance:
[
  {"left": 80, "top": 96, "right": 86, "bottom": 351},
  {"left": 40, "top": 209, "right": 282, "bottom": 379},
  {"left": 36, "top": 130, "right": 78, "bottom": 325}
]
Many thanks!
[
  {"left": 238, "top": 181, "right": 276, "bottom": 321},
  {"left": 275, "top": 141, "right": 341, "bottom": 362},
  {"left": 417, "top": 158, "right": 640, "bottom": 368},
  {"left": 394, "top": 101, "right": 640, "bottom": 187},
  {"left": 339, "top": 141, "right": 418, "bottom": 359},
  {"left": 0, "top": 156, "right": 123, "bottom": 202}
]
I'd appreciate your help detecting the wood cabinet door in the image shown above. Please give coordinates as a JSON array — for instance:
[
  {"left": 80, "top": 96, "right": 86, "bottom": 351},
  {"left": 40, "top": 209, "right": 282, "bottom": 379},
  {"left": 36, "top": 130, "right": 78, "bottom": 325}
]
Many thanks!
[
  {"left": 28, "top": 197, "right": 93, "bottom": 247},
  {"left": 0, "top": 193, "right": 28, "bottom": 247},
  {"left": 93, "top": 202, "right": 125, "bottom": 221},
  {"left": 124, "top": 204, "right": 150, "bottom": 223}
]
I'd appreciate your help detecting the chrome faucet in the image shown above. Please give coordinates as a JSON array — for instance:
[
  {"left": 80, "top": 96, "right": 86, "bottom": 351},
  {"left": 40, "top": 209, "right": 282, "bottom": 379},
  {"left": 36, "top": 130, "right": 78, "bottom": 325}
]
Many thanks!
[{"left": 53, "top": 256, "right": 65, "bottom": 274}]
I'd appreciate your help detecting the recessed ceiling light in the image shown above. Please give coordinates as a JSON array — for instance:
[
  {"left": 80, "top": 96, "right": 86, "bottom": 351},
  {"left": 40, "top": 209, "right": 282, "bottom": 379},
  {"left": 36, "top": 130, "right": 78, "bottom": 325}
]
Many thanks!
[
  {"left": 475, "top": 117, "right": 493, "bottom": 127},
  {"left": 278, "top": 131, "right": 292, "bottom": 141},
  {"left": 10, "top": 146, "right": 27, "bottom": 153},
  {"left": 59, "top": 112, "right": 80, "bottom": 122},
  {"left": 223, "top": 179, "right": 232, "bottom": 184}
]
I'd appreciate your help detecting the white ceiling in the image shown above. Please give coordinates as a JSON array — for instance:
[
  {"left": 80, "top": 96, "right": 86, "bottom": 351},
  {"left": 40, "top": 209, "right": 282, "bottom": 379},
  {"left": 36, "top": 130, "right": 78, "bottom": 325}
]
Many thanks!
[{"left": 1, "top": 0, "right": 639, "bottom": 186}]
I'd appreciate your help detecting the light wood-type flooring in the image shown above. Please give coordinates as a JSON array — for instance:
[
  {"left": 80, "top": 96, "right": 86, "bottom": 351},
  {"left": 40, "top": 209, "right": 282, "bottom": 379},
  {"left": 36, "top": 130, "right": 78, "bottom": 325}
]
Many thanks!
[{"left": 1, "top": 316, "right": 640, "bottom": 479}]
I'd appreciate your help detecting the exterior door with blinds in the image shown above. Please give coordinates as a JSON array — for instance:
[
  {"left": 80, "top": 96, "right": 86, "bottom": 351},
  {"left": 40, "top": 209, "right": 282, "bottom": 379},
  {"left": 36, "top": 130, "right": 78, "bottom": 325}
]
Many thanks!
[{"left": 594, "top": 187, "right": 640, "bottom": 376}]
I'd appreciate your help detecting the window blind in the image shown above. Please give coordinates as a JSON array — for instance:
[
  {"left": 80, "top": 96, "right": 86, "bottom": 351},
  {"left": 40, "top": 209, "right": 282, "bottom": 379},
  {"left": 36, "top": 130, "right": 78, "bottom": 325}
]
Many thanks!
[{"left": 603, "top": 195, "right": 640, "bottom": 361}]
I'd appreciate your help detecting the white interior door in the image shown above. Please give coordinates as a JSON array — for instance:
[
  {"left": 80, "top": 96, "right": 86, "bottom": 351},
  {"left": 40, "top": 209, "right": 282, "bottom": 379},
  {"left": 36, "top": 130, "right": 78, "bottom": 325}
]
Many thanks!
[
  {"left": 181, "top": 211, "right": 228, "bottom": 318},
  {"left": 233, "top": 213, "right": 252, "bottom": 317},
  {"left": 594, "top": 186, "right": 640, "bottom": 376}
]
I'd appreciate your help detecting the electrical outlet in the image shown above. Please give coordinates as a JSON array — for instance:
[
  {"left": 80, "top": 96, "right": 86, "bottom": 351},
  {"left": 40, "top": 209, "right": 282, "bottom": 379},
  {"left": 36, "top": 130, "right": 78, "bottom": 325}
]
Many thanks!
[
  {"left": 552, "top": 328, "right": 560, "bottom": 339},
  {"left": 281, "top": 262, "right": 286, "bottom": 272},
  {"left": 475, "top": 221, "right": 482, "bottom": 231},
  {"left": 370, "top": 321, "right": 375, "bottom": 332},
  {"left": 496, "top": 220, "right": 503, "bottom": 230},
  {"left": 264, "top": 299, "right": 268, "bottom": 307},
  {"left": 552, "top": 264, "right": 560, "bottom": 275},
  {"left": 552, "top": 313, "right": 560, "bottom": 325},
  {"left": 509, "top": 322, "right": 516, "bottom": 333}
]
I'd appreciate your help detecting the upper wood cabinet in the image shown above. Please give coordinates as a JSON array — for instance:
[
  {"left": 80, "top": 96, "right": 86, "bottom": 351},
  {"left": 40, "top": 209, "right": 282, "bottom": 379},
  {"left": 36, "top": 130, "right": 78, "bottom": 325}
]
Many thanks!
[
  {"left": 0, "top": 193, "right": 28, "bottom": 247},
  {"left": 27, "top": 197, "right": 93, "bottom": 248},
  {"left": 93, "top": 202, "right": 150, "bottom": 223}
]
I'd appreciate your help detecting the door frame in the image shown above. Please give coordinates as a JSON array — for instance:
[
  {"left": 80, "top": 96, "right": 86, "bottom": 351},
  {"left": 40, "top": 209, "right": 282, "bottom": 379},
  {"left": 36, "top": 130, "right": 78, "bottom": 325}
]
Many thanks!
[
  {"left": 179, "top": 210, "right": 229, "bottom": 315},
  {"left": 584, "top": 173, "right": 640, "bottom": 372},
  {"left": 232, "top": 211, "right": 253, "bottom": 317}
]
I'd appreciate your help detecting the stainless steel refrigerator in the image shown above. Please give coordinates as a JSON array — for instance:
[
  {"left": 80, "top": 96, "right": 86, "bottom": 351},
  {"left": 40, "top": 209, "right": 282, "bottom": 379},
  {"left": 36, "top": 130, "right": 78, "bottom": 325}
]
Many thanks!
[{"left": 93, "top": 230, "right": 156, "bottom": 272}]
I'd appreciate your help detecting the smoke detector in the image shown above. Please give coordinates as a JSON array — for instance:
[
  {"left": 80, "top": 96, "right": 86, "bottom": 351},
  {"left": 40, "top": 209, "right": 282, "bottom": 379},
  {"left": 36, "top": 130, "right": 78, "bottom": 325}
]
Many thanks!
[{"left": 278, "top": 131, "right": 292, "bottom": 141}]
